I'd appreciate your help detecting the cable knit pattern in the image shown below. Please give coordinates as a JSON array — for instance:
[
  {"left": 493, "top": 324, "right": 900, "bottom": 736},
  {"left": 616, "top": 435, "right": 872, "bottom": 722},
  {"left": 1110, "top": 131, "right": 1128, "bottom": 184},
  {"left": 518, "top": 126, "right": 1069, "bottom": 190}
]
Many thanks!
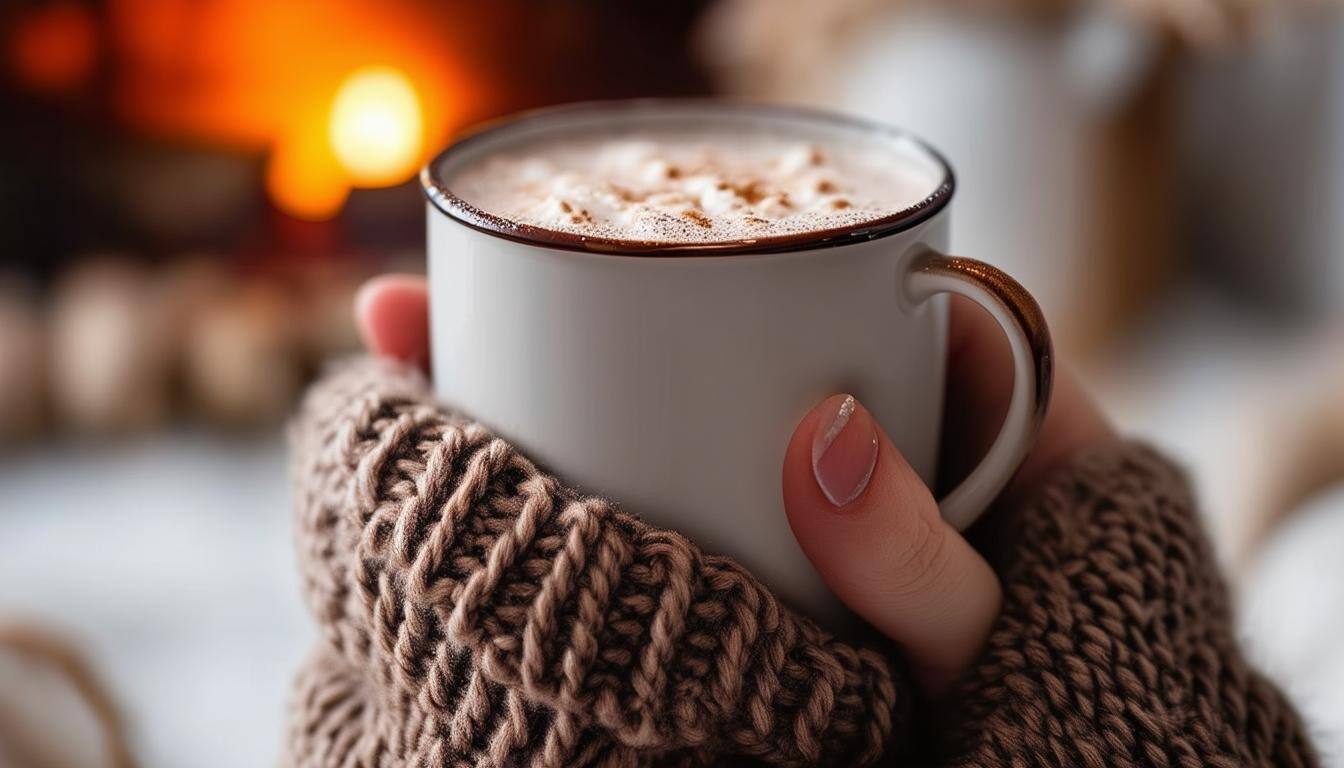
[
  {"left": 284, "top": 358, "right": 1316, "bottom": 768},
  {"left": 285, "top": 358, "right": 903, "bottom": 767}
]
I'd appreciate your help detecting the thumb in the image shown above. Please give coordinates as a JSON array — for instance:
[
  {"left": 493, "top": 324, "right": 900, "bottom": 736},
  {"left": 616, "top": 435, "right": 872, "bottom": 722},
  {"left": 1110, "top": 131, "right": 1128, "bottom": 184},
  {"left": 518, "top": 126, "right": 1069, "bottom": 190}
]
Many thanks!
[
  {"left": 354, "top": 274, "right": 430, "bottom": 370},
  {"left": 783, "top": 394, "right": 1002, "bottom": 694}
]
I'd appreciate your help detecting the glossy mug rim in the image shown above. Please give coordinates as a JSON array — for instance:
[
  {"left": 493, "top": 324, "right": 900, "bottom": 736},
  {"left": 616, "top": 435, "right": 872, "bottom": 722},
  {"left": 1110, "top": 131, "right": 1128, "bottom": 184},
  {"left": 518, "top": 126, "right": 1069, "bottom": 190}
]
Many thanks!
[{"left": 419, "top": 99, "right": 956, "bottom": 257}]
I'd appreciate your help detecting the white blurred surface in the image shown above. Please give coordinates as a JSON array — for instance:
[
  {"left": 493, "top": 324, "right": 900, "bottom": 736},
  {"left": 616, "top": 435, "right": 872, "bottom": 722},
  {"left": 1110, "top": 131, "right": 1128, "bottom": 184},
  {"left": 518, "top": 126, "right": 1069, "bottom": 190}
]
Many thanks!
[
  {"left": 0, "top": 432, "right": 310, "bottom": 768},
  {"left": 1241, "top": 484, "right": 1344, "bottom": 765}
]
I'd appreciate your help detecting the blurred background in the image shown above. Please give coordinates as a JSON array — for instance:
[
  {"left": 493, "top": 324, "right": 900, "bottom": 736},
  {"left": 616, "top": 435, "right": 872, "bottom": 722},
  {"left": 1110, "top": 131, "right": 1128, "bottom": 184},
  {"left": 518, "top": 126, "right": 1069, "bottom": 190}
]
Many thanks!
[{"left": 0, "top": 0, "right": 1342, "bottom": 765}]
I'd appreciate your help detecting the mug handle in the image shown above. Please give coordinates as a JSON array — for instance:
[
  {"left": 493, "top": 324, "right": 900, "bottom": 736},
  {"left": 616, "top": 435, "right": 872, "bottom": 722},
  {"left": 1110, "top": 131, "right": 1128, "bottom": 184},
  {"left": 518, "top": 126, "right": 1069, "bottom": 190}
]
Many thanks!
[{"left": 902, "top": 251, "right": 1054, "bottom": 531}]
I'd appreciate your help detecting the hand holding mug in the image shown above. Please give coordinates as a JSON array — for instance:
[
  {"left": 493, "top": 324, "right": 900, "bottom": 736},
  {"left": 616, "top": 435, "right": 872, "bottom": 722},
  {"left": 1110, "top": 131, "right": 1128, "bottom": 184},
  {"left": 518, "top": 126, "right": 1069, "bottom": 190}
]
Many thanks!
[{"left": 355, "top": 275, "right": 1114, "bottom": 693}]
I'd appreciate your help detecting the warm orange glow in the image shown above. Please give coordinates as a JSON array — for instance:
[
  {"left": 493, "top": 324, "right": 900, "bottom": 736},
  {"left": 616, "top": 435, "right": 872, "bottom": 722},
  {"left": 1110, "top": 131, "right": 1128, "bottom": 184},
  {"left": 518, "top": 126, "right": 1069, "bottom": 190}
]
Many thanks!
[
  {"left": 10, "top": 2, "right": 98, "bottom": 94},
  {"left": 105, "top": 0, "right": 480, "bottom": 218},
  {"left": 329, "top": 66, "right": 425, "bottom": 187},
  {"left": 267, "top": 122, "right": 350, "bottom": 222}
]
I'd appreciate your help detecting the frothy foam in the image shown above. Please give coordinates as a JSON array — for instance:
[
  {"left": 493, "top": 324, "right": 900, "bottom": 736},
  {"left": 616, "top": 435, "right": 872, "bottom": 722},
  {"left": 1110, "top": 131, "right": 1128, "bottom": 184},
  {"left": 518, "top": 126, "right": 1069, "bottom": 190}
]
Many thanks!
[{"left": 448, "top": 129, "right": 934, "bottom": 244}]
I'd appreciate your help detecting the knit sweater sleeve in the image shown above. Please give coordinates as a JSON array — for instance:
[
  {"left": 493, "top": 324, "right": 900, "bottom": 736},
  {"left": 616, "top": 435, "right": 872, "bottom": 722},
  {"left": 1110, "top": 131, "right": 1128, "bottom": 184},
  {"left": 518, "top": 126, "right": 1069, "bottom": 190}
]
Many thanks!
[
  {"left": 940, "top": 444, "right": 1318, "bottom": 768},
  {"left": 284, "top": 359, "right": 1317, "bottom": 768},
  {"left": 285, "top": 358, "right": 908, "bottom": 768}
]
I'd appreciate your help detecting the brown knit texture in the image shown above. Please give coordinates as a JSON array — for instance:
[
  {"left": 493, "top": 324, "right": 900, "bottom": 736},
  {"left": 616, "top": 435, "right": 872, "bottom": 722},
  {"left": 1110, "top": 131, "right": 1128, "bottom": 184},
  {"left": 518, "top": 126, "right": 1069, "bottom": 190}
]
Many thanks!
[
  {"left": 941, "top": 446, "right": 1318, "bottom": 768},
  {"left": 285, "top": 359, "right": 903, "bottom": 767},
  {"left": 284, "top": 358, "right": 1317, "bottom": 768}
]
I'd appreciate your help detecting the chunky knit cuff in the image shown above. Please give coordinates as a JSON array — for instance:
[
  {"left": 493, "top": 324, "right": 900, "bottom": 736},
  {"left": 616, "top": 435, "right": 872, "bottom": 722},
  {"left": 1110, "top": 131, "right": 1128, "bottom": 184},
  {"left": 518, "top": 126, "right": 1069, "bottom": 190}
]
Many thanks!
[
  {"left": 285, "top": 358, "right": 904, "bottom": 768},
  {"left": 283, "top": 358, "right": 1315, "bottom": 768},
  {"left": 943, "top": 444, "right": 1317, "bottom": 767}
]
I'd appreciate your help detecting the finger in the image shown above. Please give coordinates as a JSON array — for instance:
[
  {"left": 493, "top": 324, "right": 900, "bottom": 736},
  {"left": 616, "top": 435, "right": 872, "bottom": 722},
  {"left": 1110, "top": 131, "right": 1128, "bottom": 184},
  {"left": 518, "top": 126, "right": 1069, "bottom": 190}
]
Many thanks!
[
  {"left": 354, "top": 275, "right": 430, "bottom": 370},
  {"left": 941, "top": 295, "right": 1114, "bottom": 506},
  {"left": 783, "top": 394, "right": 1002, "bottom": 694}
]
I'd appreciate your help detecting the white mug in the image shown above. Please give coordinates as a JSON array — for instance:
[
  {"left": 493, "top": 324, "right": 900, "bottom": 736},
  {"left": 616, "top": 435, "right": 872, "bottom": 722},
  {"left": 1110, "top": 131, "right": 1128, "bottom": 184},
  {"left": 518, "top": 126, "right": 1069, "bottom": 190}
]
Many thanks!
[{"left": 421, "top": 101, "right": 1052, "bottom": 627}]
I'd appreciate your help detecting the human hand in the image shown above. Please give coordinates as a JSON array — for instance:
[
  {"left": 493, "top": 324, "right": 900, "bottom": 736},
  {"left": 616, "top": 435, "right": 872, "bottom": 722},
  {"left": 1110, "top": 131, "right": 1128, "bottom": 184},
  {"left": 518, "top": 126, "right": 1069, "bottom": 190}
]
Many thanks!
[{"left": 354, "top": 273, "right": 1114, "bottom": 695}]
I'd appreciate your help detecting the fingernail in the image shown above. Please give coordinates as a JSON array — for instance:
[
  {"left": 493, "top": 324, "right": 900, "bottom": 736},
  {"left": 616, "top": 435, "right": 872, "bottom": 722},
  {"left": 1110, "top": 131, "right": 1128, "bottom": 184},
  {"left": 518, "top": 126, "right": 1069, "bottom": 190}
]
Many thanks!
[{"left": 811, "top": 394, "right": 879, "bottom": 508}]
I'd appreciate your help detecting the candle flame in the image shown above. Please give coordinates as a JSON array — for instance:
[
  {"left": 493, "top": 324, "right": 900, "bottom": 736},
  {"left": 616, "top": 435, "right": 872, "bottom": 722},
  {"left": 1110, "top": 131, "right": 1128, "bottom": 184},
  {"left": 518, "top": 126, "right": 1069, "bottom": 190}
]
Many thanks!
[
  {"left": 329, "top": 66, "right": 425, "bottom": 187},
  {"left": 104, "top": 0, "right": 473, "bottom": 221}
]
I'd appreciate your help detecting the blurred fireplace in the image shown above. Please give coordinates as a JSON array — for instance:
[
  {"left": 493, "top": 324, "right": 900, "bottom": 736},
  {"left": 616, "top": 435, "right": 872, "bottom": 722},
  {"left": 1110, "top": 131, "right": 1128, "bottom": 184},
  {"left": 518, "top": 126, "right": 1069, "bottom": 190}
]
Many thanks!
[
  {"left": 0, "top": 0, "right": 716, "bottom": 439},
  {"left": 0, "top": 0, "right": 714, "bottom": 277}
]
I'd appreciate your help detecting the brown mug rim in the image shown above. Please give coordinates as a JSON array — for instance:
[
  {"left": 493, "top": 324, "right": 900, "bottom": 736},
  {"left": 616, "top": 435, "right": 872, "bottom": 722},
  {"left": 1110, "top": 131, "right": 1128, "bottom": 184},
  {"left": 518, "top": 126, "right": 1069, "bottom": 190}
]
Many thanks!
[{"left": 419, "top": 99, "right": 956, "bottom": 257}]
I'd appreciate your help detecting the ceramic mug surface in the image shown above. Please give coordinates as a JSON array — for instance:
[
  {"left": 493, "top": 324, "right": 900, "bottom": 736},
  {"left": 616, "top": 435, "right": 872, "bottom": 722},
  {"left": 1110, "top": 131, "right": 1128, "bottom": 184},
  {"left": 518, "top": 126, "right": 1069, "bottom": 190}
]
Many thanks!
[{"left": 422, "top": 100, "right": 1051, "bottom": 627}]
